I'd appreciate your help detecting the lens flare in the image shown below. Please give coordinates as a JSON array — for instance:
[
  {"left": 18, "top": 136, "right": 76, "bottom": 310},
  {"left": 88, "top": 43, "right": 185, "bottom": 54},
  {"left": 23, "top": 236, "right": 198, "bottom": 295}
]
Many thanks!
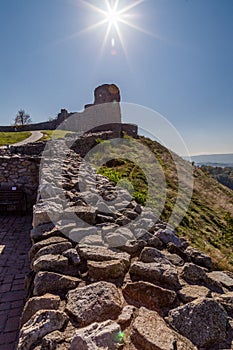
[{"left": 79, "top": 0, "right": 149, "bottom": 56}]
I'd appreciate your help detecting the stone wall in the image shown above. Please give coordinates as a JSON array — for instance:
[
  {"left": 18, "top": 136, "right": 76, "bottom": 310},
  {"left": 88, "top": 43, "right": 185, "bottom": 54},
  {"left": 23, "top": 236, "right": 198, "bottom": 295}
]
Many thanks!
[
  {"left": 61, "top": 103, "right": 121, "bottom": 132},
  {"left": 0, "top": 125, "right": 137, "bottom": 213},
  {"left": 9, "top": 142, "right": 47, "bottom": 157},
  {"left": 0, "top": 120, "right": 57, "bottom": 132},
  {"left": 87, "top": 123, "right": 138, "bottom": 138},
  {"left": 2, "top": 125, "right": 137, "bottom": 158},
  {"left": 16, "top": 141, "right": 233, "bottom": 349},
  {"left": 0, "top": 155, "right": 40, "bottom": 209}
]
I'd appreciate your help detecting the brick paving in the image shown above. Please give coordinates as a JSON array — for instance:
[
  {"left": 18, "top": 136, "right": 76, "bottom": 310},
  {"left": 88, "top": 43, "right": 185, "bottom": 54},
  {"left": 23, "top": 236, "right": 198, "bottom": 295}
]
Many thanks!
[{"left": 0, "top": 215, "right": 32, "bottom": 350}]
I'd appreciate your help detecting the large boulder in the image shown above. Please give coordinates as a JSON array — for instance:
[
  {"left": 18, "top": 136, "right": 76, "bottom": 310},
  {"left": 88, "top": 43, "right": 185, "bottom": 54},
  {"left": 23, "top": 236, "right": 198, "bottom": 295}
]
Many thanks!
[
  {"left": 41, "top": 330, "right": 67, "bottom": 349},
  {"left": 33, "top": 201, "right": 63, "bottom": 228},
  {"left": 139, "top": 247, "right": 169, "bottom": 263},
  {"left": 155, "top": 228, "right": 182, "bottom": 247},
  {"left": 31, "top": 241, "right": 72, "bottom": 263},
  {"left": 62, "top": 248, "right": 81, "bottom": 265},
  {"left": 164, "top": 252, "right": 184, "bottom": 266},
  {"left": 20, "top": 294, "right": 61, "bottom": 326},
  {"left": 70, "top": 320, "right": 122, "bottom": 350},
  {"left": 63, "top": 206, "right": 97, "bottom": 225},
  {"left": 32, "top": 254, "right": 69, "bottom": 273},
  {"left": 118, "top": 305, "right": 136, "bottom": 327},
  {"left": 104, "top": 227, "right": 135, "bottom": 247},
  {"left": 88, "top": 259, "right": 125, "bottom": 280},
  {"left": 130, "top": 261, "right": 180, "bottom": 289},
  {"left": 214, "top": 292, "right": 233, "bottom": 317},
  {"left": 123, "top": 281, "right": 176, "bottom": 310},
  {"left": 30, "top": 222, "right": 55, "bottom": 242},
  {"left": 131, "top": 307, "right": 197, "bottom": 350},
  {"left": 167, "top": 242, "right": 191, "bottom": 262},
  {"left": 181, "top": 263, "right": 224, "bottom": 293},
  {"left": 33, "top": 271, "right": 80, "bottom": 295},
  {"left": 29, "top": 236, "right": 69, "bottom": 261},
  {"left": 168, "top": 298, "right": 228, "bottom": 348},
  {"left": 18, "top": 310, "right": 68, "bottom": 350},
  {"left": 117, "top": 239, "right": 146, "bottom": 256},
  {"left": 178, "top": 285, "right": 211, "bottom": 303},
  {"left": 180, "top": 262, "right": 207, "bottom": 284},
  {"left": 78, "top": 234, "right": 104, "bottom": 246},
  {"left": 65, "top": 281, "right": 123, "bottom": 327},
  {"left": 185, "top": 246, "right": 213, "bottom": 269},
  {"left": 77, "top": 245, "right": 130, "bottom": 269},
  {"left": 68, "top": 226, "right": 98, "bottom": 243},
  {"left": 207, "top": 271, "right": 233, "bottom": 290},
  {"left": 147, "top": 235, "right": 163, "bottom": 249}
]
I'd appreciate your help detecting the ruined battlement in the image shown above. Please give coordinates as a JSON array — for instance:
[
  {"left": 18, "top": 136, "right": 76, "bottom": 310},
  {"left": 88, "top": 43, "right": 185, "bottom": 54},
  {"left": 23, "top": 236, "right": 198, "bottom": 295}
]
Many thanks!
[{"left": 0, "top": 84, "right": 123, "bottom": 134}]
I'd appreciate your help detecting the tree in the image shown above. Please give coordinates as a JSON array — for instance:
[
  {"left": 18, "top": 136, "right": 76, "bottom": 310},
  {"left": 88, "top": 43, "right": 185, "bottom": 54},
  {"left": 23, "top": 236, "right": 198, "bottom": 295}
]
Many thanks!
[{"left": 14, "top": 109, "right": 32, "bottom": 127}]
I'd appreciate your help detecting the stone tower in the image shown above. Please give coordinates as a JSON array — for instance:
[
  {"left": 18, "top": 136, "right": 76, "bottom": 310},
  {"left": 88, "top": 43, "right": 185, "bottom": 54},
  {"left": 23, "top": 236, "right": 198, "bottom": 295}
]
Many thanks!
[
  {"left": 62, "top": 84, "right": 122, "bottom": 133},
  {"left": 85, "top": 84, "right": 121, "bottom": 109}
]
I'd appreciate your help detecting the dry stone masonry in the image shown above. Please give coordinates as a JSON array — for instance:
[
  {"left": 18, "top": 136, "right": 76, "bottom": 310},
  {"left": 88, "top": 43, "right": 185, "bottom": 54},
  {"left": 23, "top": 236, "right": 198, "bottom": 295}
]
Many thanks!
[
  {"left": 16, "top": 138, "right": 233, "bottom": 350},
  {"left": 0, "top": 155, "right": 40, "bottom": 208}
]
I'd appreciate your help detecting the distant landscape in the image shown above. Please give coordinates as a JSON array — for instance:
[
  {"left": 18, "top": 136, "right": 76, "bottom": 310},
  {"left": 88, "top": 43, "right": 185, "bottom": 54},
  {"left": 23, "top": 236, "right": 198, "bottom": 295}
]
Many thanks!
[
  {"left": 183, "top": 153, "right": 233, "bottom": 192},
  {"left": 187, "top": 153, "right": 233, "bottom": 167},
  {"left": 200, "top": 165, "right": 233, "bottom": 192}
]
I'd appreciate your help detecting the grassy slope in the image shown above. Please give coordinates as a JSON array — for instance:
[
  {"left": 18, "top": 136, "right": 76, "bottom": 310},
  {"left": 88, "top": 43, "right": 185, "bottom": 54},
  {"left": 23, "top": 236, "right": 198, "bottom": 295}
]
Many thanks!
[
  {"left": 0, "top": 130, "right": 73, "bottom": 145},
  {"left": 40, "top": 130, "right": 73, "bottom": 141},
  {"left": 97, "top": 136, "right": 233, "bottom": 271},
  {"left": 200, "top": 165, "right": 233, "bottom": 191},
  {"left": 0, "top": 131, "right": 31, "bottom": 146}
]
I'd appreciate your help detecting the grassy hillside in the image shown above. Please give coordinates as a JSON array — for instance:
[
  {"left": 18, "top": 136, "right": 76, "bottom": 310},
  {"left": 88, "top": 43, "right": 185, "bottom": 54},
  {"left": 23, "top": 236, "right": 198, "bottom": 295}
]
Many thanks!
[
  {"left": 96, "top": 135, "right": 233, "bottom": 271},
  {"left": 200, "top": 165, "right": 233, "bottom": 191},
  {"left": 40, "top": 130, "right": 73, "bottom": 141},
  {"left": 0, "top": 131, "right": 31, "bottom": 146}
]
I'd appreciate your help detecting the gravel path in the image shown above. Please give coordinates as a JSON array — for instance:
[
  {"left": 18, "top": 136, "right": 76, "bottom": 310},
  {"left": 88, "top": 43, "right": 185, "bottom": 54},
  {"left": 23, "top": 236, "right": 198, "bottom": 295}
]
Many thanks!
[{"left": 12, "top": 131, "right": 43, "bottom": 146}]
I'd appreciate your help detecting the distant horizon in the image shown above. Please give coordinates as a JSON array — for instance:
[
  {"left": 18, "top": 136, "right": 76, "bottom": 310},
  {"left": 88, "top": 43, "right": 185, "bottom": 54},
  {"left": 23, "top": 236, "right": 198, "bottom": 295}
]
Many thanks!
[{"left": 189, "top": 152, "right": 233, "bottom": 157}]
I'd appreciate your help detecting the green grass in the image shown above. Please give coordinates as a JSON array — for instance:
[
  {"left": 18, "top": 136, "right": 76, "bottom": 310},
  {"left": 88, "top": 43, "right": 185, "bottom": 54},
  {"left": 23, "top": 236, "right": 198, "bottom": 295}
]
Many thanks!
[
  {"left": 0, "top": 130, "right": 74, "bottom": 146},
  {"left": 94, "top": 135, "right": 233, "bottom": 271},
  {"left": 40, "top": 130, "right": 73, "bottom": 141},
  {"left": 0, "top": 131, "right": 31, "bottom": 146}
]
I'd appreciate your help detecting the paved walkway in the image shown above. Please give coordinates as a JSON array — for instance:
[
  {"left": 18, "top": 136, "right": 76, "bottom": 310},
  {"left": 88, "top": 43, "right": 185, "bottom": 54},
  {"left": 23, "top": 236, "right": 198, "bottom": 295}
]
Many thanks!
[
  {"left": 0, "top": 215, "right": 32, "bottom": 350},
  {"left": 12, "top": 131, "right": 43, "bottom": 146}
]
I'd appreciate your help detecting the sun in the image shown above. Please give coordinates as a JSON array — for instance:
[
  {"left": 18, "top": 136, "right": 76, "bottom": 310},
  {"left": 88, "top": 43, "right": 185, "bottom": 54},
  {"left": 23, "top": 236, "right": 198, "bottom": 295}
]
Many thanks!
[
  {"left": 80, "top": 0, "right": 147, "bottom": 55},
  {"left": 105, "top": 8, "right": 121, "bottom": 27}
]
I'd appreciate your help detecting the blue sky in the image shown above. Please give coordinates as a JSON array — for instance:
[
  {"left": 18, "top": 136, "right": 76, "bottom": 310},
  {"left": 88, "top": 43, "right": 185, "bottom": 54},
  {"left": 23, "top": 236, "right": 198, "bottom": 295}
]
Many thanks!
[{"left": 0, "top": 0, "right": 233, "bottom": 155}]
